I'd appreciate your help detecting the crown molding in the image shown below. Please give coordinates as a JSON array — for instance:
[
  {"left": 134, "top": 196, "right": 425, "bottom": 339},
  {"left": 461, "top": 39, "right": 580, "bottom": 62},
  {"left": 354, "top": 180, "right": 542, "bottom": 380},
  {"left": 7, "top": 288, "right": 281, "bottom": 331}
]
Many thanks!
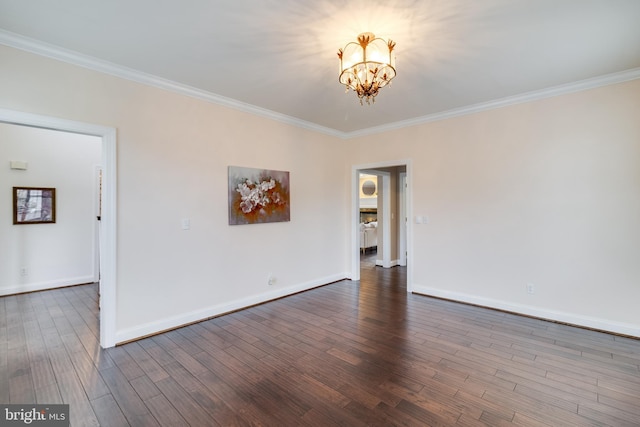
[
  {"left": 344, "top": 67, "right": 640, "bottom": 139},
  {"left": 0, "top": 30, "right": 344, "bottom": 138},
  {"left": 2, "top": 30, "right": 639, "bottom": 140}
]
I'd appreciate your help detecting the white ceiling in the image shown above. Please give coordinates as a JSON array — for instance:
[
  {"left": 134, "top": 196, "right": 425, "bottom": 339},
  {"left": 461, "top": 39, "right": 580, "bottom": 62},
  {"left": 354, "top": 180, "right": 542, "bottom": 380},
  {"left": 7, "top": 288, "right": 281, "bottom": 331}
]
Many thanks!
[{"left": 1, "top": 0, "right": 640, "bottom": 137}]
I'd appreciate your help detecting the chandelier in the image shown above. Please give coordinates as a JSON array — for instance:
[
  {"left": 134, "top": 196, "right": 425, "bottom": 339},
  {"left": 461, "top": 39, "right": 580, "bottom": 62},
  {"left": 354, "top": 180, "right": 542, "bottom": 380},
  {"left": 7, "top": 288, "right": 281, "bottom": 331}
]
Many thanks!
[{"left": 338, "top": 32, "right": 396, "bottom": 105}]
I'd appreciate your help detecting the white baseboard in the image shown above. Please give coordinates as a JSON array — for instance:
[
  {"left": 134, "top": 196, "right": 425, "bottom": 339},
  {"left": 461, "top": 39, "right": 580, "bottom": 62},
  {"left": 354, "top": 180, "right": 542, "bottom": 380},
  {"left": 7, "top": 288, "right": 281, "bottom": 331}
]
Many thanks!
[
  {"left": 412, "top": 285, "right": 640, "bottom": 338},
  {"left": 115, "top": 272, "right": 350, "bottom": 344},
  {"left": 0, "top": 276, "right": 96, "bottom": 296},
  {"left": 375, "top": 259, "right": 400, "bottom": 268}
]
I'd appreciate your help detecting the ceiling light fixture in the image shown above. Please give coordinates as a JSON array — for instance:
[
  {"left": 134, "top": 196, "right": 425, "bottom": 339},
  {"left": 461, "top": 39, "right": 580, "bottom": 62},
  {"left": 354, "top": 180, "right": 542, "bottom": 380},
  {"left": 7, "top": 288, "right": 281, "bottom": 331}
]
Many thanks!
[{"left": 338, "top": 32, "right": 396, "bottom": 105}]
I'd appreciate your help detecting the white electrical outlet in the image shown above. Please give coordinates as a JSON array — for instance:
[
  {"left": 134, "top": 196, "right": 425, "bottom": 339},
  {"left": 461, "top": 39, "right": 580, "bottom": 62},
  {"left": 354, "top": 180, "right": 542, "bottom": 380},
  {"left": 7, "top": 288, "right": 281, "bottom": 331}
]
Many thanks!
[
  {"left": 20, "top": 267, "right": 28, "bottom": 277},
  {"left": 526, "top": 283, "right": 535, "bottom": 294},
  {"left": 268, "top": 274, "right": 276, "bottom": 286}
]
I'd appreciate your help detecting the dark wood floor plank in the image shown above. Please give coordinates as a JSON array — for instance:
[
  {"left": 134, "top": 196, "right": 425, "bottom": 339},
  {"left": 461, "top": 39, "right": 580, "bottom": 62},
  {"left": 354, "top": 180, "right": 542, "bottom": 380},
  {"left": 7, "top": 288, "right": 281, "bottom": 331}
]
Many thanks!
[
  {"left": 0, "top": 328, "right": 7, "bottom": 359},
  {"left": 376, "top": 401, "right": 438, "bottom": 427},
  {"left": 59, "top": 331, "right": 86, "bottom": 355},
  {"left": 384, "top": 376, "right": 472, "bottom": 425},
  {"left": 31, "top": 359, "right": 57, "bottom": 394},
  {"left": 481, "top": 387, "right": 600, "bottom": 426},
  {"left": 137, "top": 337, "right": 176, "bottom": 367},
  {"left": 508, "top": 371, "right": 597, "bottom": 406},
  {"left": 513, "top": 383, "right": 579, "bottom": 413},
  {"left": 578, "top": 400, "right": 640, "bottom": 427},
  {"left": 161, "top": 345, "right": 209, "bottom": 377},
  {"left": 1, "top": 258, "right": 639, "bottom": 426},
  {"left": 231, "top": 344, "right": 365, "bottom": 420},
  {"left": 160, "top": 360, "right": 241, "bottom": 424},
  {"left": 163, "top": 328, "right": 205, "bottom": 355},
  {"left": 194, "top": 366, "right": 285, "bottom": 426},
  {"left": 56, "top": 370, "right": 100, "bottom": 427},
  {"left": 595, "top": 386, "right": 640, "bottom": 420},
  {"left": 154, "top": 376, "right": 221, "bottom": 427},
  {"left": 0, "top": 297, "right": 6, "bottom": 329},
  {"left": 143, "top": 394, "right": 189, "bottom": 427},
  {"left": 23, "top": 316, "right": 49, "bottom": 364},
  {"left": 7, "top": 342, "right": 30, "bottom": 379},
  {"left": 597, "top": 373, "right": 640, "bottom": 396},
  {"left": 453, "top": 389, "right": 516, "bottom": 423},
  {"left": 104, "top": 345, "right": 146, "bottom": 380},
  {"left": 343, "top": 400, "right": 399, "bottom": 426},
  {"left": 90, "top": 393, "right": 130, "bottom": 427},
  {"left": 67, "top": 349, "right": 110, "bottom": 401},
  {"left": 396, "top": 398, "right": 459, "bottom": 426},
  {"left": 129, "top": 374, "right": 161, "bottom": 401},
  {"left": 9, "top": 371, "right": 35, "bottom": 403},
  {"left": 208, "top": 314, "right": 262, "bottom": 345},
  {"left": 193, "top": 350, "right": 311, "bottom": 425},
  {"left": 35, "top": 382, "right": 63, "bottom": 404},
  {"left": 46, "top": 342, "right": 75, "bottom": 377},
  {"left": 122, "top": 341, "right": 169, "bottom": 383},
  {"left": 100, "top": 365, "right": 159, "bottom": 426}
]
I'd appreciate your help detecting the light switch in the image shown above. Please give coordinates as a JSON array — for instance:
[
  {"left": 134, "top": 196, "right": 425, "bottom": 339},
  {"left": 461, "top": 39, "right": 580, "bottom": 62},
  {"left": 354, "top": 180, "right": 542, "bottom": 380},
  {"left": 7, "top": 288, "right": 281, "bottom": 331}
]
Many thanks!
[
  {"left": 415, "top": 215, "right": 429, "bottom": 224},
  {"left": 181, "top": 218, "right": 190, "bottom": 230}
]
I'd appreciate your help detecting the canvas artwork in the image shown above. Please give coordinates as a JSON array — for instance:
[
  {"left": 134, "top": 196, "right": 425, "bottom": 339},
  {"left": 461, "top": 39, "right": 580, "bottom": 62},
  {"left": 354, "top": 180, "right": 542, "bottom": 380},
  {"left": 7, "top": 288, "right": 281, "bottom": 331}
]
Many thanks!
[{"left": 228, "top": 166, "right": 290, "bottom": 225}]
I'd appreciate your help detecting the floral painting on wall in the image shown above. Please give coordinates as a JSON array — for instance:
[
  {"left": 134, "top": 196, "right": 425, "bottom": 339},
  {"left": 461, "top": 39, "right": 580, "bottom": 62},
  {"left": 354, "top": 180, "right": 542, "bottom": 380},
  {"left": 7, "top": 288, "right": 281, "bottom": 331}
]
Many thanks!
[{"left": 228, "top": 166, "right": 290, "bottom": 225}]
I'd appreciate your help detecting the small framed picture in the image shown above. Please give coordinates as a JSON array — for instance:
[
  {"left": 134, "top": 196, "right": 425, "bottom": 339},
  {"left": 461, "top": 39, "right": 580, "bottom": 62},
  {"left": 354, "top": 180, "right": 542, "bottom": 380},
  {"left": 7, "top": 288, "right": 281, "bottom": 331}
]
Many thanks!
[{"left": 13, "top": 187, "right": 56, "bottom": 224}]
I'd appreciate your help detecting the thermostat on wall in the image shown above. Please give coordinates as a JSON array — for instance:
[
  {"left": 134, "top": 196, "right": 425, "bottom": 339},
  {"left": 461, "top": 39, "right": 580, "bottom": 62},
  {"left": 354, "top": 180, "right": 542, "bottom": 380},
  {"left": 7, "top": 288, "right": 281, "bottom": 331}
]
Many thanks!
[{"left": 10, "top": 161, "right": 28, "bottom": 170}]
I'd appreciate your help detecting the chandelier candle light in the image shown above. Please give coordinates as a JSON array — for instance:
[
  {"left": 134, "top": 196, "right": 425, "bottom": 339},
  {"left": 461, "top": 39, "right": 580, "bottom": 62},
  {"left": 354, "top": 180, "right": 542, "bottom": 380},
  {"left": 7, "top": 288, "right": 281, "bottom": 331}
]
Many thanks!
[{"left": 338, "top": 32, "right": 396, "bottom": 105}]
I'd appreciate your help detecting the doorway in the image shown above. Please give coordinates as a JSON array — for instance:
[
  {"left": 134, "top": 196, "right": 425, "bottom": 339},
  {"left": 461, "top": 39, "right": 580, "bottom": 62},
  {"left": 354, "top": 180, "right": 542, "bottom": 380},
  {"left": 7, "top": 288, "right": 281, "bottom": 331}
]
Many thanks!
[
  {"left": 0, "top": 108, "right": 117, "bottom": 348},
  {"left": 352, "top": 160, "right": 412, "bottom": 292}
]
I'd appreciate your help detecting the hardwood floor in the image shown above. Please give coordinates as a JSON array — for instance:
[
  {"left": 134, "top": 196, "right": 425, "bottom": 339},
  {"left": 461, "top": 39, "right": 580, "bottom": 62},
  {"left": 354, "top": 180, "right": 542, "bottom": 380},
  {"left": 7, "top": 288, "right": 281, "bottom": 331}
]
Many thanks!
[{"left": 2, "top": 255, "right": 640, "bottom": 426}]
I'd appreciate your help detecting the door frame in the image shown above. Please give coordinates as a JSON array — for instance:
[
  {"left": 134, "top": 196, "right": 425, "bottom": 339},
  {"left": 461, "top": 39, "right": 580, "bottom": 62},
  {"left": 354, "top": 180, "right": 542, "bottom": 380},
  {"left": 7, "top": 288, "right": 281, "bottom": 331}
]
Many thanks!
[
  {"left": 0, "top": 108, "right": 118, "bottom": 348},
  {"left": 351, "top": 159, "right": 412, "bottom": 292},
  {"left": 94, "top": 165, "right": 102, "bottom": 285},
  {"left": 399, "top": 171, "right": 407, "bottom": 267}
]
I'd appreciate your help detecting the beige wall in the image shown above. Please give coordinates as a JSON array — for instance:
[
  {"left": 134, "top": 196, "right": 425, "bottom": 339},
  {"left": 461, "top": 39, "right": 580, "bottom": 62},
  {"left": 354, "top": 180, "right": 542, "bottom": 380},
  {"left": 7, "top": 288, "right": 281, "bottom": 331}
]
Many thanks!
[
  {"left": 2, "top": 43, "right": 640, "bottom": 338},
  {"left": 345, "top": 79, "right": 640, "bottom": 334},
  {"left": 0, "top": 45, "right": 349, "bottom": 342}
]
